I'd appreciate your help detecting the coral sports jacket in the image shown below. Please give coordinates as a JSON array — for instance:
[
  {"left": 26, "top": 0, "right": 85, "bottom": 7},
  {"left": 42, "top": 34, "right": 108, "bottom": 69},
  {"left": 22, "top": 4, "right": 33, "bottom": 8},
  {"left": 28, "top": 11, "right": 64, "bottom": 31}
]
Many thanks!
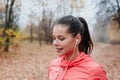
[{"left": 48, "top": 52, "right": 107, "bottom": 80}]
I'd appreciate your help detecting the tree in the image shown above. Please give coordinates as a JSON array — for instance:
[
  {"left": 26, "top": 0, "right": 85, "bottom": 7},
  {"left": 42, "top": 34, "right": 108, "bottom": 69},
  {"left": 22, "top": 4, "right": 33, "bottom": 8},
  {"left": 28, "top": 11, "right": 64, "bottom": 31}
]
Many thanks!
[
  {"left": 30, "top": 23, "right": 33, "bottom": 43},
  {"left": 114, "top": 0, "right": 120, "bottom": 28},
  {"left": 0, "top": 0, "right": 5, "bottom": 27},
  {"left": 3, "top": 0, "right": 15, "bottom": 51},
  {"left": 39, "top": 10, "right": 53, "bottom": 44},
  {"left": 96, "top": 0, "right": 120, "bottom": 28},
  {"left": 93, "top": 0, "right": 120, "bottom": 43},
  {"left": 20, "top": 0, "right": 85, "bottom": 45}
]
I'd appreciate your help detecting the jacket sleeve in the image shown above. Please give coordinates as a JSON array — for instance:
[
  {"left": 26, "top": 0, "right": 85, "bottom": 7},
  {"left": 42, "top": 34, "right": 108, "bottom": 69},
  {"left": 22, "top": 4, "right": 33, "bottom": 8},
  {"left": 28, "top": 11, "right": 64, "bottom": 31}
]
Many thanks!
[{"left": 90, "top": 67, "right": 107, "bottom": 80}]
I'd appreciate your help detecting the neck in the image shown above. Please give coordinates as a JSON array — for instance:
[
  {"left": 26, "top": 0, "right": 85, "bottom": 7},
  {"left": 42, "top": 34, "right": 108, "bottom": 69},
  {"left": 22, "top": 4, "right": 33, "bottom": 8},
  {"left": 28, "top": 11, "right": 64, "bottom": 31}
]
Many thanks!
[{"left": 64, "top": 48, "right": 80, "bottom": 61}]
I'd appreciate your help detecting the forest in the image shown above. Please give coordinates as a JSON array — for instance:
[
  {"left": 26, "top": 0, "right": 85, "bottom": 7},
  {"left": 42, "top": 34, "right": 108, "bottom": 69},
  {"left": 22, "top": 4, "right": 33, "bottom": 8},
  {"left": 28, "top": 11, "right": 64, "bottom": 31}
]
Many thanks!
[{"left": 0, "top": 0, "right": 120, "bottom": 80}]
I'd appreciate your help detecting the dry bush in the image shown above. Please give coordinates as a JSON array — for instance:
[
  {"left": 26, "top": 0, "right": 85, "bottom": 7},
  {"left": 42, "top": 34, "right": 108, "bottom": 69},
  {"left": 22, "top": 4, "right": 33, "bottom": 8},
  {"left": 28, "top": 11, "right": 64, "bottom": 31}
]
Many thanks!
[{"left": 109, "top": 17, "right": 120, "bottom": 44}]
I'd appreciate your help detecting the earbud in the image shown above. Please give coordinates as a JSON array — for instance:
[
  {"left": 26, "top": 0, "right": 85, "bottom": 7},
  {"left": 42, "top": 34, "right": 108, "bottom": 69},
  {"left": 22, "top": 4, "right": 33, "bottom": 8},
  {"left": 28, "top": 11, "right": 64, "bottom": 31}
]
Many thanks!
[
  {"left": 76, "top": 39, "right": 78, "bottom": 43},
  {"left": 75, "top": 39, "right": 78, "bottom": 44}
]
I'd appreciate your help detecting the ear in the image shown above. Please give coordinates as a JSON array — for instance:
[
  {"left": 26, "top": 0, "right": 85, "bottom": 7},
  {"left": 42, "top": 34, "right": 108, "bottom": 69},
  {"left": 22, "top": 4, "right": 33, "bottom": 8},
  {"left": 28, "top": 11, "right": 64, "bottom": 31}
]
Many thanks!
[{"left": 75, "top": 34, "right": 81, "bottom": 44}]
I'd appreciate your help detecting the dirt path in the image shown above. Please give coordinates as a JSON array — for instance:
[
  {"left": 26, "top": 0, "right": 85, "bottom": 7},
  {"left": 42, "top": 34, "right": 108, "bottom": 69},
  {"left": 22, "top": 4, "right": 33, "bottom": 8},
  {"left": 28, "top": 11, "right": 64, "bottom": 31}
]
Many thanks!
[
  {"left": 92, "top": 43, "right": 120, "bottom": 80},
  {"left": 0, "top": 42, "right": 120, "bottom": 80}
]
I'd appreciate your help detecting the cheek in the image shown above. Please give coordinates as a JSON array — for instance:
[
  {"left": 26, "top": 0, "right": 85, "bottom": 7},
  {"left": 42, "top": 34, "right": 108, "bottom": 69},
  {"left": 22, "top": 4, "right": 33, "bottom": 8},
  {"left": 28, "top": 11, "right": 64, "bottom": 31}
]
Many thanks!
[{"left": 63, "top": 40, "right": 74, "bottom": 50}]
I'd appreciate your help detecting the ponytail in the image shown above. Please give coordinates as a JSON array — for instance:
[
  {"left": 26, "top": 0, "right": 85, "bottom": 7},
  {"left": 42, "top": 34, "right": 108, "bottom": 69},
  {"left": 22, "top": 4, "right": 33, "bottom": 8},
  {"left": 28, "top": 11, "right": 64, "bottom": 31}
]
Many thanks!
[
  {"left": 78, "top": 17, "right": 93, "bottom": 54},
  {"left": 54, "top": 15, "right": 93, "bottom": 54}
]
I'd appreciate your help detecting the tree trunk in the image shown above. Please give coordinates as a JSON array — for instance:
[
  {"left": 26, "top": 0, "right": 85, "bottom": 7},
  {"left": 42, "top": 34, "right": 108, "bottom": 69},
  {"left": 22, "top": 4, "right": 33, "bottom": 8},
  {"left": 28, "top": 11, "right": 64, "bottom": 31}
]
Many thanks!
[
  {"left": 38, "top": 26, "right": 42, "bottom": 46},
  {"left": 30, "top": 25, "right": 33, "bottom": 43},
  {"left": 4, "top": 0, "right": 15, "bottom": 52},
  {"left": 4, "top": 37, "right": 9, "bottom": 52}
]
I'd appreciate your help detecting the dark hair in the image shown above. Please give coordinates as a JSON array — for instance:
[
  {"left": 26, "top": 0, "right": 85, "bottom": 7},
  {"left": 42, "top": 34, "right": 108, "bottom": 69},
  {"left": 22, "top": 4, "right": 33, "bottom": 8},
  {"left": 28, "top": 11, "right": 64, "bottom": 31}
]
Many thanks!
[{"left": 54, "top": 15, "right": 93, "bottom": 54}]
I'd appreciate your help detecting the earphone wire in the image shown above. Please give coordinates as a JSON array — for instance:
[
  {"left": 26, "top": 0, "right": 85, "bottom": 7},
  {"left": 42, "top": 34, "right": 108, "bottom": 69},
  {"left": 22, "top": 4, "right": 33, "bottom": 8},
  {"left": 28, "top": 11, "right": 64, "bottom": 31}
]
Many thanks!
[{"left": 58, "top": 40, "right": 78, "bottom": 80}]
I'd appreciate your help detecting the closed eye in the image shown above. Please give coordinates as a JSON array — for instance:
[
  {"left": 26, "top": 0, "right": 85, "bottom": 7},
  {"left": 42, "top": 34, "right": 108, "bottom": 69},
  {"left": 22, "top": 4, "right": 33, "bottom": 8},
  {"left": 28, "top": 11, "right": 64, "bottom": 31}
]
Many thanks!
[
  {"left": 58, "top": 38, "right": 65, "bottom": 41},
  {"left": 52, "top": 35, "right": 66, "bottom": 41}
]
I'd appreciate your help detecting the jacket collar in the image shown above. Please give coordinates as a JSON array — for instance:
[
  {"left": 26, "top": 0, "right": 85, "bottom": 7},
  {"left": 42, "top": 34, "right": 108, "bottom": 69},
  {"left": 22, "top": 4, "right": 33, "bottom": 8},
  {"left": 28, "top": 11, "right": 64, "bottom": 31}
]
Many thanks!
[{"left": 60, "top": 52, "right": 91, "bottom": 67}]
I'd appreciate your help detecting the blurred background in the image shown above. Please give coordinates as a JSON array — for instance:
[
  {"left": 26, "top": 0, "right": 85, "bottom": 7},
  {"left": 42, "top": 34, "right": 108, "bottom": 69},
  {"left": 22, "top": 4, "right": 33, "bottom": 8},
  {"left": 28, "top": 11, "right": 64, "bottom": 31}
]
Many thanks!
[{"left": 0, "top": 0, "right": 120, "bottom": 80}]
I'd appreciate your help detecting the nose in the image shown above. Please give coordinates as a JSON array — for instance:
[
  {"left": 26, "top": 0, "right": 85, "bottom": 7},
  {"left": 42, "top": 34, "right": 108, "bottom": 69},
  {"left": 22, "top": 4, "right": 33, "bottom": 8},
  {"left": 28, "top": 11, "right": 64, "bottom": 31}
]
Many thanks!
[{"left": 53, "top": 39, "right": 59, "bottom": 46}]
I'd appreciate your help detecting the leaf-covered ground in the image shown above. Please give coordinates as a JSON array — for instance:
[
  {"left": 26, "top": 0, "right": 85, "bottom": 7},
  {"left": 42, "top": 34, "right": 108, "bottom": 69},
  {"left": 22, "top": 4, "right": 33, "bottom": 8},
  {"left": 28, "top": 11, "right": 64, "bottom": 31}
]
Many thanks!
[{"left": 0, "top": 41, "right": 120, "bottom": 80}]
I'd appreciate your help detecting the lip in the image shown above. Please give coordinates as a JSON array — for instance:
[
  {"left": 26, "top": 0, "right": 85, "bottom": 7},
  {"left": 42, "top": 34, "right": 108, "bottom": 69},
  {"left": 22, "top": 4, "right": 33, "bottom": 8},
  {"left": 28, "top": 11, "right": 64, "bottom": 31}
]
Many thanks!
[{"left": 56, "top": 48, "right": 63, "bottom": 53}]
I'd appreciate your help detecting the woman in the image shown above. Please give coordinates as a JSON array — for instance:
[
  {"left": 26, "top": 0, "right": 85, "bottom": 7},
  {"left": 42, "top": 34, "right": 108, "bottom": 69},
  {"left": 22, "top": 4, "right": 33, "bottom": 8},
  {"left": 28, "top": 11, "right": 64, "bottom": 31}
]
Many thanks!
[{"left": 48, "top": 15, "right": 107, "bottom": 80}]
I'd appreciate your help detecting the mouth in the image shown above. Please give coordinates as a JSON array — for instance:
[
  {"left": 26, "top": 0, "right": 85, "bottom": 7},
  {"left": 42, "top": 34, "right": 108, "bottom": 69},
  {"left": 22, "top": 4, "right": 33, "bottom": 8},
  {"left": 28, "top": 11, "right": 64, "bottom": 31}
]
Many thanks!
[{"left": 56, "top": 48, "right": 63, "bottom": 53}]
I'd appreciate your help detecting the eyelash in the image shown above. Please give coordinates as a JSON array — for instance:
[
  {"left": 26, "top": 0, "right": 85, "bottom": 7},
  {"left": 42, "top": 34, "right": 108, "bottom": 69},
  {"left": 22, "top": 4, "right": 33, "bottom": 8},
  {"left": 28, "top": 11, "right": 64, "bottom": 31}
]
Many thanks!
[
  {"left": 59, "top": 38, "right": 65, "bottom": 41},
  {"left": 53, "top": 37, "right": 65, "bottom": 41}
]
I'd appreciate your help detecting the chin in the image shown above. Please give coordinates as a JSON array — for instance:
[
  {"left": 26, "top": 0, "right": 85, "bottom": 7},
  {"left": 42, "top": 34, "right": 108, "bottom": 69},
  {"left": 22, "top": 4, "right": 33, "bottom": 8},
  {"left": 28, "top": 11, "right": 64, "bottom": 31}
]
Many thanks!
[
  {"left": 57, "top": 52, "right": 64, "bottom": 57},
  {"left": 57, "top": 51, "right": 71, "bottom": 57}
]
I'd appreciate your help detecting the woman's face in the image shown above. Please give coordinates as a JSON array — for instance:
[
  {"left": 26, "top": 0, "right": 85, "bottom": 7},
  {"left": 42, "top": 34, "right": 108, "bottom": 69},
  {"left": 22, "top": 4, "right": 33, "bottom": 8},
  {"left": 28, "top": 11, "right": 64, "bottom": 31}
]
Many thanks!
[{"left": 53, "top": 24, "right": 76, "bottom": 56}]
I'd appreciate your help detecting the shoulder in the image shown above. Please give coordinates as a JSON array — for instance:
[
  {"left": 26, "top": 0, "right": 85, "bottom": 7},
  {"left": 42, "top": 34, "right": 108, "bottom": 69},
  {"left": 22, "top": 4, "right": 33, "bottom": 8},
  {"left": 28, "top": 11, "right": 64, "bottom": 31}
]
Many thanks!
[
  {"left": 83, "top": 55, "right": 106, "bottom": 73},
  {"left": 83, "top": 53, "right": 107, "bottom": 80},
  {"left": 78, "top": 52, "right": 107, "bottom": 79},
  {"left": 78, "top": 53, "right": 101, "bottom": 69},
  {"left": 49, "top": 57, "right": 62, "bottom": 67},
  {"left": 48, "top": 57, "right": 62, "bottom": 76},
  {"left": 81, "top": 52, "right": 103, "bottom": 69},
  {"left": 80, "top": 57, "right": 107, "bottom": 80},
  {"left": 90, "top": 66, "right": 107, "bottom": 80}
]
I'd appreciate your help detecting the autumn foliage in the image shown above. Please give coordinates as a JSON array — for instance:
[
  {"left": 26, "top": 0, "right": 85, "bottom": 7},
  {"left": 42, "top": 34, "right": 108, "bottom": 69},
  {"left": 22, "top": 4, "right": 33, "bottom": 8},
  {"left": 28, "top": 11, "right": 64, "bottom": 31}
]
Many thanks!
[{"left": 0, "top": 28, "right": 28, "bottom": 51}]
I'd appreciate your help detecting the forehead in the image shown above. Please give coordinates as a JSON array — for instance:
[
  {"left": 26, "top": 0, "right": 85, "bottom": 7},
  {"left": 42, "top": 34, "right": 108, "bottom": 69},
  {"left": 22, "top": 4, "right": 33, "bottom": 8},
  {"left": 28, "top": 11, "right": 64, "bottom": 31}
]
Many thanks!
[{"left": 53, "top": 24, "right": 69, "bottom": 35}]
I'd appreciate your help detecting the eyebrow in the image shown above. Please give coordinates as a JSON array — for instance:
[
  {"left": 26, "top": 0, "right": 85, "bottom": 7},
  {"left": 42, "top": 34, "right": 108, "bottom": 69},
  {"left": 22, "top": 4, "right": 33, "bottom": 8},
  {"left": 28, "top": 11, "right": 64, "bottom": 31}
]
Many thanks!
[
  {"left": 53, "top": 35, "right": 64, "bottom": 38},
  {"left": 57, "top": 35, "right": 64, "bottom": 38}
]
